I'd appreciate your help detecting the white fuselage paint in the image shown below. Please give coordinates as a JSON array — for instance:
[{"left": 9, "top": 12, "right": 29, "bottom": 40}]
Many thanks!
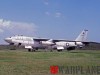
[
  {"left": 55, "top": 41, "right": 77, "bottom": 48},
  {"left": 5, "top": 35, "right": 41, "bottom": 48},
  {"left": 5, "top": 35, "right": 84, "bottom": 50}
]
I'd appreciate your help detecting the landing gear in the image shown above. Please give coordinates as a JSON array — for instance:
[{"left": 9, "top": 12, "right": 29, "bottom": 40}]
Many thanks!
[
  {"left": 28, "top": 49, "right": 31, "bottom": 52},
  {"left": 28, "top": 49, "right": 36, "bottom": 52},
  {"left": 57, "top": 49, "right": 62, "bottom": 52},
  {"left": 67, "top": 47, "right": 75, "bottom": 51}
]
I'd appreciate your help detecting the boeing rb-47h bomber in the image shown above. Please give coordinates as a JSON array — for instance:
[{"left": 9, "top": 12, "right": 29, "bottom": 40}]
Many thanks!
[{"left": 5, "top": 30, "right": 88, "bottom": 52}]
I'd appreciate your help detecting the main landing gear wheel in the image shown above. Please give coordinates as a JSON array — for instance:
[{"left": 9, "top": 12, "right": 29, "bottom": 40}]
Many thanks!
[
  {"left": 57, "top": 49, "right": 62, "bottom": 52},
  {"left": 28, "top": 49, "right": 36, "bottom": 52},
  {"left": 28, "top": 49, "right": 31, "bottom": 52}
]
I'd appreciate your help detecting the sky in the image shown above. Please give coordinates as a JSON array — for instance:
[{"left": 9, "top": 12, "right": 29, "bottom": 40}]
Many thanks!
[{"left": 0, "top": 0, "right": 100, "bottom": 44}]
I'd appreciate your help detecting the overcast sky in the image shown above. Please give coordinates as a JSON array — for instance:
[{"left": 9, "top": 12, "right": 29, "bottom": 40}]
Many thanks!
[{"left": 0, "top": 0, "right": 100, "bottom": 44}]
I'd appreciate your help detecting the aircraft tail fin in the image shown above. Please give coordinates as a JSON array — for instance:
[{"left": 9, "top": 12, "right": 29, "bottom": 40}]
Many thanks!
[{"left": 75, "top": 30, "right": 88, "bottom": 42}]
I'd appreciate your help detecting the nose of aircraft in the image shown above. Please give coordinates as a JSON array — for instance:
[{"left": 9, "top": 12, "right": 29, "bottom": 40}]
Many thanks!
[{"left": 4, "top": 37, "right": 12, "bottom": 43}]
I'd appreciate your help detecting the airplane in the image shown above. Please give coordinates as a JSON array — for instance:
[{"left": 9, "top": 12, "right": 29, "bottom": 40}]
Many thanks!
[{"left": 4, "top": 30, "right": 89, "bottom": 52}]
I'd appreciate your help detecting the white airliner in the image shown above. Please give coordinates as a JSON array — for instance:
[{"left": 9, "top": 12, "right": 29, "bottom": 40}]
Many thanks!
[{"left": 4, "top": 30, "right": 88, "bottom": 52}]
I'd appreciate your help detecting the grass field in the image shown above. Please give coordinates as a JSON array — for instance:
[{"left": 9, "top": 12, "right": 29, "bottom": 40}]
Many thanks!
[{"left": 0, "top": 49, "right": 100, "bottom": 75}]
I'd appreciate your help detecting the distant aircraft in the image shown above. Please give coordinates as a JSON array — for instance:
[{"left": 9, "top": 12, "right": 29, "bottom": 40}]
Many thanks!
[{"left": 4, "top": 30, "right": 89, "bottom": 52}]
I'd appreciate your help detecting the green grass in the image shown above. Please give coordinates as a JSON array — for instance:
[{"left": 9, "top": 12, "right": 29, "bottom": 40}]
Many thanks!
[{"left": 0, "top": 50, "right": 99, "bottom": 75}]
